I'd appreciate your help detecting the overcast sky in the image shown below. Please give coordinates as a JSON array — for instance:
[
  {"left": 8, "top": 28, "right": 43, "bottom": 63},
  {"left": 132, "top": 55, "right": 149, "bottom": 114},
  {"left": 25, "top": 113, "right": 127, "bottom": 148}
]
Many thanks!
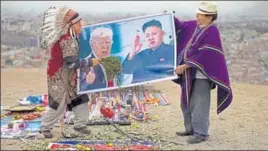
[{"left": 1, "top": 1, "right": 265, "bottom": 15}]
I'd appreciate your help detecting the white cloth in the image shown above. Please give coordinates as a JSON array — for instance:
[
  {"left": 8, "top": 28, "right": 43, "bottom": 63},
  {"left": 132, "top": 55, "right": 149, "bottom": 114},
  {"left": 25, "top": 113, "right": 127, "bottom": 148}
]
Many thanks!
[{"left": 195, "top": 70, "right": 207, "bottom": 79}]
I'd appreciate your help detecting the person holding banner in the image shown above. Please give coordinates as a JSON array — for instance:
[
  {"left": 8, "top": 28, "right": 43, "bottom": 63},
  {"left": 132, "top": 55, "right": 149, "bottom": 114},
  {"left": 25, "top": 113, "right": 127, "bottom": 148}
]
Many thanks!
[
  {"left": 122, "top": 19, "right": 174, "bottom": 83},
  {"left": 80, "top": 27, "right": 118, "bottom": 91},
  {"left": 173, "top": 1, "right": 233, "bottom": 144},
  {"left": 39, "top": 6, "right": 100, "bottom": 138}
]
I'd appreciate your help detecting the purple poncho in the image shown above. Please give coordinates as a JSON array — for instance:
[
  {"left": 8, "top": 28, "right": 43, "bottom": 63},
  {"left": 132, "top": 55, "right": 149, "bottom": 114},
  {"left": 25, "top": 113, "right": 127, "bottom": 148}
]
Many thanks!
[{"left": 174, "top": 17, "right": 233, "bottom": 114}]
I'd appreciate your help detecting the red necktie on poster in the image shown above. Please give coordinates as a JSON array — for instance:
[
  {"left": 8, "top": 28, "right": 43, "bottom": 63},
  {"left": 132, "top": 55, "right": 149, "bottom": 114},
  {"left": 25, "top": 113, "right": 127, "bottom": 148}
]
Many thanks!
[{"left": 108, "top": 80, "right": 114, "bottom": 87}]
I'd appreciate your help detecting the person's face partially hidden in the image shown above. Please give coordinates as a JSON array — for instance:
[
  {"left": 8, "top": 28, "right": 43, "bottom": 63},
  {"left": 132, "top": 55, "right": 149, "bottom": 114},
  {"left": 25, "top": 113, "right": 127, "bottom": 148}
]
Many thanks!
[
  {"left": 91, "top": 36, "right": 112, "bottom": 59},
  {"left": 144, "top": 26, "right": 165, "bottom": 50}
]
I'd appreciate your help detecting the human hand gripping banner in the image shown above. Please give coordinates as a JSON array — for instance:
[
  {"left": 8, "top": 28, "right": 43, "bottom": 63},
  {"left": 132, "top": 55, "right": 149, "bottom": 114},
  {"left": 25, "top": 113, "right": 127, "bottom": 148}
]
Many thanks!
[{"left": 77, "top": 12, "right": 177, "bottom": 94}]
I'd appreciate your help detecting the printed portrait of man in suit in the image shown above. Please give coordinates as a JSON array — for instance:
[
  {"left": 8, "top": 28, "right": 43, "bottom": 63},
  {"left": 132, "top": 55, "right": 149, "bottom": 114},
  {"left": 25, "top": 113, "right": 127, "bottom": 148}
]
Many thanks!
[
  {"left": 122, "top": 19, "right": 175, "bottom": 84},
  {"left": 79, "top": 27, "right": 119, "bottom": 91}
]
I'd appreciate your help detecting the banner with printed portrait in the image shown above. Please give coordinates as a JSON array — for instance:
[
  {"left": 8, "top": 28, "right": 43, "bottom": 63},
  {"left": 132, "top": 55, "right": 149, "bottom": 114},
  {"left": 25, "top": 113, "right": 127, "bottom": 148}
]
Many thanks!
[{"left": 77, "top": 12, "right": 177, "bottom": 94}]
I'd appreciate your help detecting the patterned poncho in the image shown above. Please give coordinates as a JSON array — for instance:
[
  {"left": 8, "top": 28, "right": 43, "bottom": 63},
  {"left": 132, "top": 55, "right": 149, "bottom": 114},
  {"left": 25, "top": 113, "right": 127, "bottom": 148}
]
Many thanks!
[{"left": 174, "top": 17, "right": 233, "bottom": 114}]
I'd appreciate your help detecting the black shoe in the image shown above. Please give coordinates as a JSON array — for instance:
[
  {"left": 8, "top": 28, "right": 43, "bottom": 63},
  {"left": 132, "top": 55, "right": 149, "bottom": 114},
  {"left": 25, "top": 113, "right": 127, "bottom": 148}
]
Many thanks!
[
  {"left": 40, "top": 130, "right": 53, "bottom": 138},
  {"left": 176, "top": 131, "right": 193, "bottom": 136},
  {"left": 187, "top": 135, "right": 207, "bottom": 144},
  {"left": 73, "top": 126, "right": 91, "bottom": 135}
]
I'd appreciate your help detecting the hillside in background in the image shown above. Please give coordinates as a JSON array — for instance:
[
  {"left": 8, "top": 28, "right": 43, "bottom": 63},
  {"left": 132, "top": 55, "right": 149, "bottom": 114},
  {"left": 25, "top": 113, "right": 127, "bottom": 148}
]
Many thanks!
[{"left": 1, "top": 5, "right": 268, "bottom": 85}]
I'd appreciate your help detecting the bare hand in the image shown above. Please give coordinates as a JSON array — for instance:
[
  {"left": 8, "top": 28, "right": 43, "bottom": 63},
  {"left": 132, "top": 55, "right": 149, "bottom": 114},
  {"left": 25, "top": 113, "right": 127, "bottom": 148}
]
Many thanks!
[
  {"left": 86, "top": 67, "right": 96, "bottom": 84},
  {"left": 175, "top": 65, "right": 187, "bottom": 75},
  {"left": 128, "top": 34, "right": 142, "bottom": 60}
]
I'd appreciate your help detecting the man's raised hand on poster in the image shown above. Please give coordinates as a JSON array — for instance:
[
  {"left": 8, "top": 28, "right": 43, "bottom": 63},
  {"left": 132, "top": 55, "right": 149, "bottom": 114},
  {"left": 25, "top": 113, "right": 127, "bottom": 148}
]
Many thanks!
[{"left": 128, "top": 34, "right": 143, "bottom": 60}]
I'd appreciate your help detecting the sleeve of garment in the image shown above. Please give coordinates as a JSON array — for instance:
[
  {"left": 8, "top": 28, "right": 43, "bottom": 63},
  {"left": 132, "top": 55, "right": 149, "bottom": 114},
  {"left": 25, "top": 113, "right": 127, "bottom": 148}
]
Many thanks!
[
  {"left": 79, "top": 68, "right": 90, "bottom": 90},
  {"left": 80, "top": 66, "right": 106, "bottom": 91},
  {"left": 80, "top": 67, "right": 98, "bottom": 91},
  {"left": 174, "top": 17, "right": 184, "bottom": 35},
  {"left": 122, "top": 52, "right": 142, "bottom": 74},
  {"left": 60, "top": 37, "right": 93, "bottom": 69}
]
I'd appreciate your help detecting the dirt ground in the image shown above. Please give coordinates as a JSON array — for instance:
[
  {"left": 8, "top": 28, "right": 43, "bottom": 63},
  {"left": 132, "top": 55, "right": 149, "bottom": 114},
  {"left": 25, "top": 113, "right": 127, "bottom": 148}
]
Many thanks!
[{"left": 1, "top": 68, "right": 268, "bottom": 150}]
